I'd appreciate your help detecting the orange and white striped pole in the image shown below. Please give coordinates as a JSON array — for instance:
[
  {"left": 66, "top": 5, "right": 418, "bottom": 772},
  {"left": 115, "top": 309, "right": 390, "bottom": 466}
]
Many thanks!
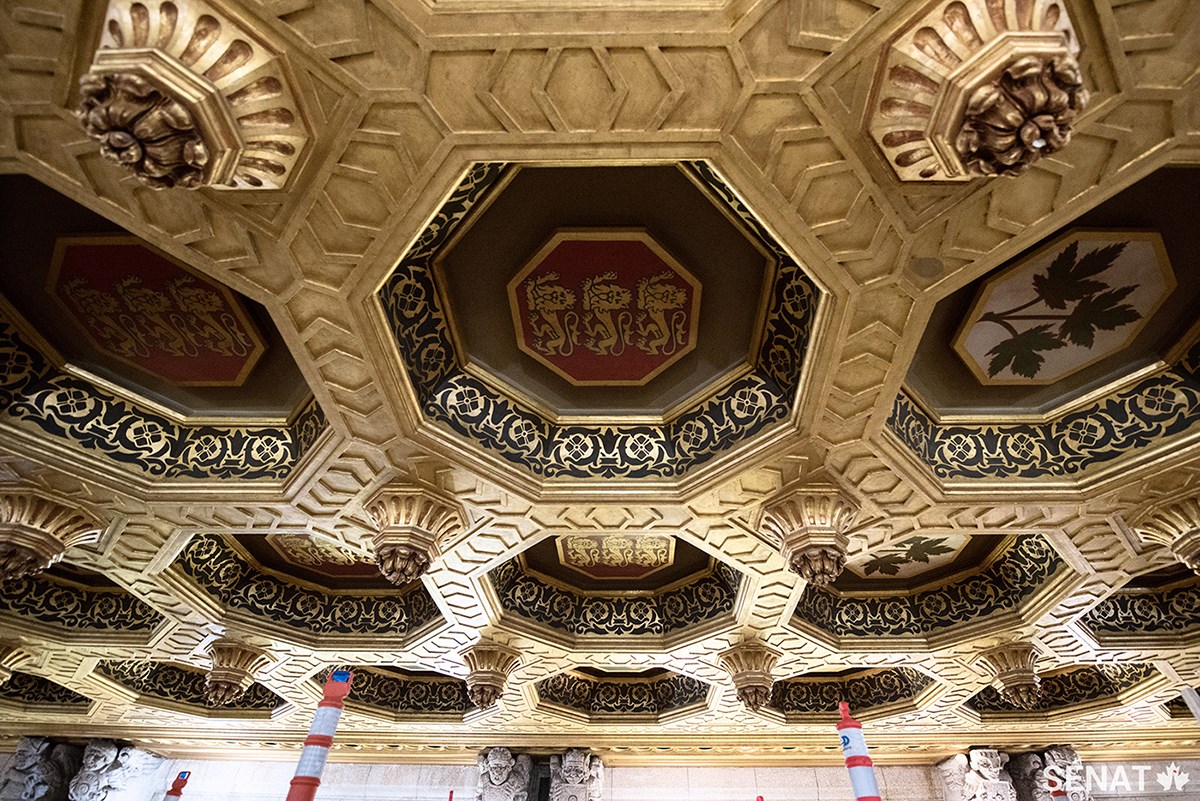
[
  {"left": 286, "top": 670, "right": 354, "bottom": 801},
  {"left": 162, "top": 772, "right": 189, "bottom": 801},
  {"left": 837, "top": 702, "right": 882, "bottom": 801}
]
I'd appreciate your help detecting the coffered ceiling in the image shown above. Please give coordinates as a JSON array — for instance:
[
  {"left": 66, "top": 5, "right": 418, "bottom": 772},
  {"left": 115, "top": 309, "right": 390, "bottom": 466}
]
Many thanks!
[{"left": 0, "top": 0, "right": 1198, "bottom": 768}]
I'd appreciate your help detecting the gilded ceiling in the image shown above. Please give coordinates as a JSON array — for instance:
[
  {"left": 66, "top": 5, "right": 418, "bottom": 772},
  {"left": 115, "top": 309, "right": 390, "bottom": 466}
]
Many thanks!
[{"left": 0, "top": 0, "right": 1198, "bottom": 768}]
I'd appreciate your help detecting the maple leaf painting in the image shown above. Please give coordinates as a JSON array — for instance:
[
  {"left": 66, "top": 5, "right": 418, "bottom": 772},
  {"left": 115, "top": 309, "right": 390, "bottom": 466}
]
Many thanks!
[{"left": 977, "top": 240, "right": 1141, "bottom": 379}]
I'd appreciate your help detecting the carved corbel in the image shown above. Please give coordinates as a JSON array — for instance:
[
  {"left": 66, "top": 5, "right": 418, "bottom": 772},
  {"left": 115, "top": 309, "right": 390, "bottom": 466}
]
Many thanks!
[
  {"left": 979, "top": 642, "right": 1041, "bottom": 710},
  {"left": 869, "top": 0, "right": 1089, "bottom": 181},
  {"left": 363, "top": 486, "right": 466, "bottom": 586},
  {"left": 1132, "top": 495, "right": 1200, "bottom": 574},
  {"left": 205, "top": 638, "right": 273, "bottom": 706},
  {"left": 760, "top": 483, "right": 859, "bottom": 586},
  {"left": 718, "top": 641, "right": 781, "bottom": 712},
  {"left": 0, "top": 493, "right": 103, "bottom": 582},
  {"left": 76, "top": 0, "right": 310, "bottom": 190},
  {"left": 461, "top": 639, "right": 521, "bottom": 709},
  {"left": 0, "top": 642, "right": 36, "bottom": 686}
]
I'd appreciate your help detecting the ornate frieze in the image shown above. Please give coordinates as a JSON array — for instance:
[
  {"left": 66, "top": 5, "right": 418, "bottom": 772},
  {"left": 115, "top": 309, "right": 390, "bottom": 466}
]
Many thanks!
[
  {"left": 489, "top": 559, "right": 740, "bottom": 638},
  {"left": 97, "top": 660, "right": 282, "bottom": 712},
  {"left": 0, "top": 571, "right": 161, "bottom": 632},
  {"left": 461, "top": 640, "right": 521, "bottom": 709},
  {"left": 718, "top": 641, "right": 780, "bottom": 712},
  {"left": 535, "top": 670, "right": 709, "bottom": 720},
  {"left": 176, "top": 533, "right": 441, "bottom": 636},
  {"left": 549, "top": 749, "right": 602, "bottom": 801},
  {"left": 475, "top": 748, "right": 531, "bottom": 801},
  {"left": 968, "top": 664, "right": 1156, "bottom": 714},
  {"left": 317, "top": 667, "right": 470, "bottom": 718},
  {"left": 1081, "top": 580, "right": 1199, "bottom": 638},
  {"left": 794, "top": 535, "right": 1062, "bottom": 639},
  {"left": 0, "top": 737, "right": 82, "bottom": 801},
  {"left": 979, "top": 643, "right": 1041, "bottom": 710},
  {"left": 0, "top": 672, "right": 91, "bottom": 710},
  {"left": 770, "top": 667, "right": 933, "bottom": 717},
  {"left": 869, "top": 0, "right": 1088, "bottom": 180},
  {"left": 1132, "top": 495, "right": 1200, "bottom": 573},
  {"left": 78, "top": 0, "right": 310, "bottom": 190},
  {"left": 0, "top": 493, "right": 102, "bottom": 582},
  {"left": 364, "top": 487, "right": 465, "bottom": 586},
  {"left": 205, "top": 638, "right": 273, "bottom": 706},
  {"left": 760, "top": 484, "right": 859, "bottom": 586}
]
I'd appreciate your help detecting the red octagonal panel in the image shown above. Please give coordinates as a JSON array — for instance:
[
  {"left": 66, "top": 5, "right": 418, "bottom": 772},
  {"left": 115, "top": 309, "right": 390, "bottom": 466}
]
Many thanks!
[{"left": 507, "top": 230, "right": 700, "bottom": 386}]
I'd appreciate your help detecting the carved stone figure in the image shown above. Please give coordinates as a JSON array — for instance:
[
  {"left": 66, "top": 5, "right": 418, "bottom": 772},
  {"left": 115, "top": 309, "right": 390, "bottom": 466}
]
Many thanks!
[
  {"left": 1008, "top": 752, "right": 1050, "bottom": 801},
  {"left": 67, "top": 741, "right": 161, "bottom": 801},
  {"left": 0, "top": 738, "right": 81, "bottom": 801},
  {"left": 76, "top": 73, "right": 209, "bottom": 190},
  {"left": 938, "top": 749, "right": 1016, "bottom": 801},
  {"left": 1040, "top": 747, "right": 1091, "bottom": 801},
  {"left": 549, "top": 749, "right": 602, "bottom": 801},
  {"left": 475, "top": 748, "right": 531, "bottom": 801}
]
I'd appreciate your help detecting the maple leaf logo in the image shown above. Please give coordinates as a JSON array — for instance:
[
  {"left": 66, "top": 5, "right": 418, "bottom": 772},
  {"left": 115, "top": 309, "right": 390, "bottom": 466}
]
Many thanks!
[{"left": 1156, "top": 764, "right": 1190, "bottom": 791}]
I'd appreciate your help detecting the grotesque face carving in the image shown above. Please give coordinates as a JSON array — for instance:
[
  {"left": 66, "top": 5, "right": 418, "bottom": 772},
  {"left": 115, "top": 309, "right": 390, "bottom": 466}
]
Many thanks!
[
  {"left": 968, "top": 749, "right": 1008, "bottom": 781},
  {"left": 13, "top": 739, "right": 47, "bottom": 770},
  {"left": 81, "top": 741, "right": 118, "bottom": 773},
  {"left": 485, "top": 748, "right": 516, "bottom": 786},
  {"left": 560, "top": 751, "right": 588, "bottom": 785}
]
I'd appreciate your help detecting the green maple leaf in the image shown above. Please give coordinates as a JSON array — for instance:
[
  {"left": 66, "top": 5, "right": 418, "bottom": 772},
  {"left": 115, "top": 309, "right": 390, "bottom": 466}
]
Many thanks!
[
  {"left": 904, "top": 537, "right": 956, "bottom": 563},
  {"left": 863, "top": 552, "right": 908, "bottom": 576},
  {"left": 1032, "top": 241, "right": 1126, "bottom": 309},
  {"left": 986, "top": 324, "right": 1066, "bottom": 378},
  {"left": 1059, "top": 285, "right": 1141, "bottom": 347}
]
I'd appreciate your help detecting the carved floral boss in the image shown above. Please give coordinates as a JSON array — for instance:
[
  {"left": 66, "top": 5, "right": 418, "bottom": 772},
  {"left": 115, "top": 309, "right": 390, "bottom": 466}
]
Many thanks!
[{"left": 508, "top": 231, "right": 701, "bottom": 386}]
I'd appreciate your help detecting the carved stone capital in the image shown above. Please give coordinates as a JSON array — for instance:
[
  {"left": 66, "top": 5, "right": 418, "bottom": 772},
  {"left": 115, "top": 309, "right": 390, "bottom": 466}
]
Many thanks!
[
  {"left": 718, "top": 641, "right": 781, "bottom": 712},
  {"left": 1133, "top": 496, "right": 1200, "bottom": 573},
  {"left": 205, "top": 639, "right": 272, "bottom": 707},
  {"left": 760, "top": 484, "right": 858, "bottom": 586},
  {"left": 979, "top": 643, "right": 1041, "bottom": 710},
  {"left": 0, "top": 642, "right": 36, "bottom": 686},
  {"left": 78, "top": 0, "right": 310, "bottom": 190},
  {"left": 0, "top": 493, "right": 103, "bottom": 582},
  {"left": 462, "top": 640, "right": 521, "bottom": 709},
  {"left": 365, "top": 487, "right": 465, "bottom": 586},
  {"left": 869, "top": 0, "right": 1088, "bottom": 181}
]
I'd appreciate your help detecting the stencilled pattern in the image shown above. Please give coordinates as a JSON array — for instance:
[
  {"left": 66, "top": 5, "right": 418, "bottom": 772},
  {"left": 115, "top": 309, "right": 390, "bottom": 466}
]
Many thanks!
[
  {"left": 536, "top": 671, "right": 709, "bottom": 717},
  {"left": 318, "top": 667, "right": 470, "bottom": 716},
  {"left": 97, "top": 660, "right": 283, "bottom": 711},
  {"left": 888, "top": 342, "right": 1200, "bottom": 480},
  {"left": 0, "top": 671, "right": 91, "bottom": 708},
  {"left": 1082, "top": 581, "right": 1200, "bottom": 637},
  {"left": 968, "top": 664, "right": 1158, "bottom": 713},
  {"left": 770, "top": 668, "right": 933, "bottom": 716},
  {"left": 0, "top": 572, "right": 162, "bottom": 632},
  {"left": 489, "top": 559, "right": 741, "bottom": 637},
  {"left": 175, "top": 534, "right": 441, "bottom": 636},
  {"left": 377, "top": 162, "right": 819, "bottom": 479},
  {"left": 0, "top": 319, "right": 328, "bottom": 480},
  {"left": 793, "top": 536, "right": 1064, "bottom": 638}
]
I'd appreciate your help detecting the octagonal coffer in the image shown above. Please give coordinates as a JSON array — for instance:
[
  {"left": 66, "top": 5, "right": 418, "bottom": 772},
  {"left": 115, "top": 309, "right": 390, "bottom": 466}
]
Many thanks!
[{"left": 377, "top": 161, "right": 823, "bottom": 480}]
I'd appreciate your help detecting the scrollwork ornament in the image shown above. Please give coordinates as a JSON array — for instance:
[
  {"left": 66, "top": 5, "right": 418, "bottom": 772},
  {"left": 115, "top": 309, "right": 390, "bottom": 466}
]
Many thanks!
[
  {"left": 76, "top": 73, "right": 209, "bottom": 190},
  {"left": 956, "top": 56, "right": 1087, "bottom": 177}
]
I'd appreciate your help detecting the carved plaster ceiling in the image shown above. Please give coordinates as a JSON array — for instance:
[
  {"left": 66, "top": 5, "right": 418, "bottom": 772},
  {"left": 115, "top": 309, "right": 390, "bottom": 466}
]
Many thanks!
[{"left": 0, "top": 0, "right": 1199, "bottom": 770}]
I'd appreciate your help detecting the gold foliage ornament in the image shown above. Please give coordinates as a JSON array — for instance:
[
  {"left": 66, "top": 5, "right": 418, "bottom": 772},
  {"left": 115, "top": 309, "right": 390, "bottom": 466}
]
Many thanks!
[
  {"left": 461, "top": 640, "right": 521, "bottom": 709},
  {"left": 760, "top": 483, "right": 859, "bottom": 587},
  {"left": 205, "top": 638, "right": 273, "bottom": 707},
  {"left": 719, "top": 641, "right": 780, "bottom": 712},
  {"left": 364, "top": 487, "right": 466, "bottom": 587},
  {"left": 978, "top": 642, "right": 1041, "bottom": 710}
]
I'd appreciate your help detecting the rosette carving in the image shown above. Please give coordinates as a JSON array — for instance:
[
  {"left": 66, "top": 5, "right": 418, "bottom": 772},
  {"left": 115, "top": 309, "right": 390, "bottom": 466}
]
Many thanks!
[
  {"left": 77, "top": 73, "right": 208, "bottom": 190},
  {"left": 869, "top": 0, "right": 1088, "bottom": 181},
  {"left": 718, "top": 641, "right": 780, "bottom": 712},
  {"left": 979, "top": 642, "right": 1041, "bottom": 710},
  {"left": 77, "top": 0, "right": 311, "bottom": 190},
  {"left": 364, "top": 487, "right": 465, "bottom": 586},
  {"left": 0, "top": 493, "right": 103, "bottom": 582},
  {"left": 760, "top": 484, "right": 859, "bottom": 586},
  {"left": 1133, "top": 495, "right": 1200, "bottom": 573},
  {"left": 205, "top": 639, "right": 273, "bottom": 707},
  {"left": 461, "top": 640, "right": 521, "bottom": 709}
]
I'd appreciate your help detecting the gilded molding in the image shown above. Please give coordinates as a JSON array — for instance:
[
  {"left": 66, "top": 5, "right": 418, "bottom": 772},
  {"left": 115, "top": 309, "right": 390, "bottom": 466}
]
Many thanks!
[
  {"left": 978, "top": 643, "right": 1041, "bottom": 710},
  {"left": 79, "top": 0, "right": 310, "bottom": 190},
  {"left": 869, "top": 0, "right": 1087, "bottom": 180},
  {"left": 461, "top": 640, "right": 521, "bottom": 709},
  {"left": 1133, "top": 495, "right": 1200, "bottom": 572},
  {"left": 760, "top": 484, "right": 859, "bottom": 586},
  {"left": 718, "top": 641, "right": 781, "bottom": 712},
  {"left": 0, "top": 493, "right": 103, "bottom": 581},
  {"left": 364, "top": 487, "right": 466, "bottom": 586},
  {"left": 205, "top": 639, "right": 273, "bottom": 707}
]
